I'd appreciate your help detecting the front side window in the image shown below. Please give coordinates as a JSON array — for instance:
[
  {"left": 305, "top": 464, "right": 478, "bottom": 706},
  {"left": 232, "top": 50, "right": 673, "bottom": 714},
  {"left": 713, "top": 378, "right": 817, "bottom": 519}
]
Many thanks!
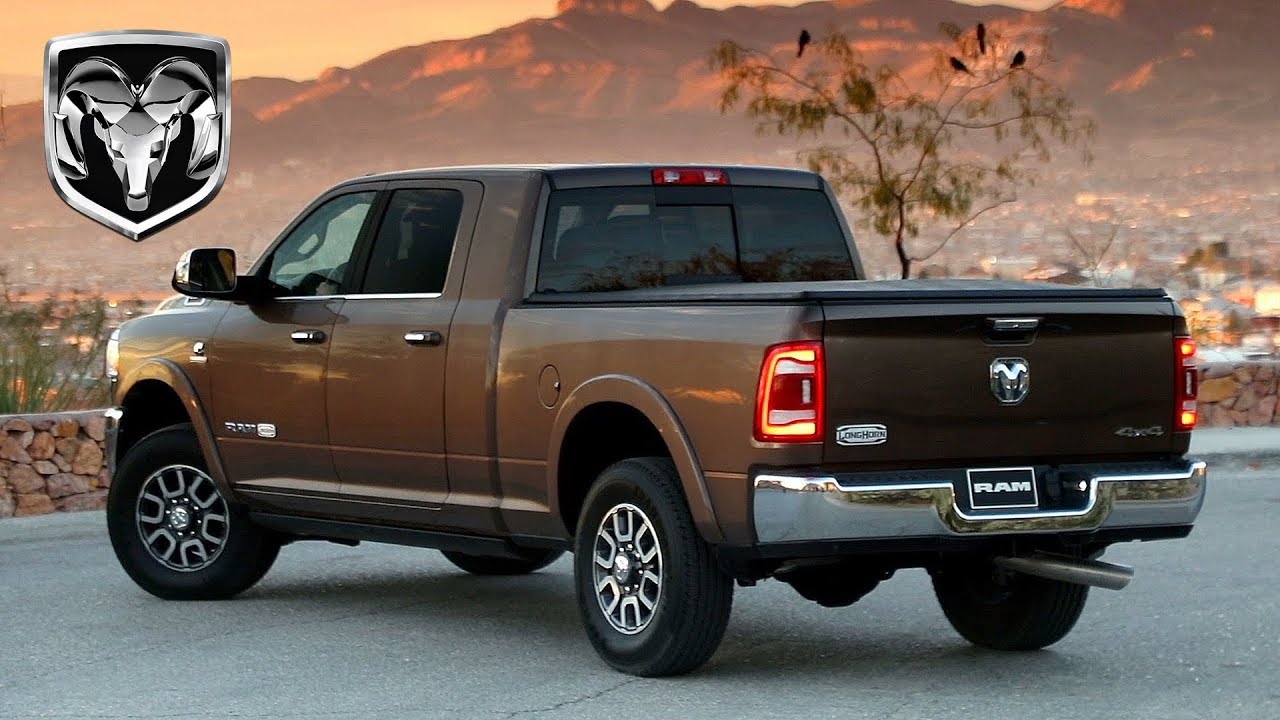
[
  {"left": 359, "top": 189, "right": 464, "bottom": 295},
  {"left": 264, "top": 192, "right": 376, "bottom": 297},
  {"left": 536, "top": 186, "right": 855, "bottom": 293}
]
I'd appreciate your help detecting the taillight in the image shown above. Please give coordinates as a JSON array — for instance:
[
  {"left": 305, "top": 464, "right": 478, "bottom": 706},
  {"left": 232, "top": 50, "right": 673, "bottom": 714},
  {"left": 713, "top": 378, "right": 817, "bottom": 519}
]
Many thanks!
[
  {"left": 1175, "top": 336, "right": 1198, "bottom": 431},
  {"left": 754, "top": 341, "right": 824, "bottom": 443},
  {"left": 651, "top": 168, "right": 729, "bottom": 185}
]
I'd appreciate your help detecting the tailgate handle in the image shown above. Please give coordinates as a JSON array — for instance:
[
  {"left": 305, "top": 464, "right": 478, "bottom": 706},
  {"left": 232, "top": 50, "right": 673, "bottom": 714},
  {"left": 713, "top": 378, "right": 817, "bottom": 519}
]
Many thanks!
[
  {"left": 984, "top": 317, "right": 1040, "bottom": 344},
  {"left": 989, "top": 318, "right": 1040, "bottom": 332}
]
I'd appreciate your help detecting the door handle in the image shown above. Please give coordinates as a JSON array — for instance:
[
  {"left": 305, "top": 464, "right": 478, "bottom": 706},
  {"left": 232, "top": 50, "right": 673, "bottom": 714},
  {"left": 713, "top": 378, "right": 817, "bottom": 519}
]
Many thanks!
[
  {"left": 404, "top": 330, "right": 443, "bottom": 346},
  {"left": 290, "top": 329, "right": 327, "bottom": 344}
]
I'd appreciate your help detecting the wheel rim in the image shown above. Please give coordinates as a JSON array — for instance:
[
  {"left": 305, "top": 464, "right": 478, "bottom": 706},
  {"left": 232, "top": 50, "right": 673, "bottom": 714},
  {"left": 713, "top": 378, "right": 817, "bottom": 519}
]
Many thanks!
[
  {"left": 135, "top": 464, "right": 230, "bottom": 572},
  {"left": 592, "top": 503, "right": 663, "bottom": 635}
]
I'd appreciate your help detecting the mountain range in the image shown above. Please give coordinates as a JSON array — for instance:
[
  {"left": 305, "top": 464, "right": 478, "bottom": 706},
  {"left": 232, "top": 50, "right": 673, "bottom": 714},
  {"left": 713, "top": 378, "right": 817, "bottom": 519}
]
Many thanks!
[{"left": 1, "top": 0, "right": 1277, "bottom": 290}]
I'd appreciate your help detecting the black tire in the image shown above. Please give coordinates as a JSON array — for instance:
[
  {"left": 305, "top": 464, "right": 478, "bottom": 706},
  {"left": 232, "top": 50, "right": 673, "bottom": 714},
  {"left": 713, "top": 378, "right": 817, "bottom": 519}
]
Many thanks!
[
  {"left": 441, "top": 548, "right": 564, "bottom": 576},
  {"left": 573, "top": 457, "right": 733, "bottom": 677},
  {"left": 931, "top": 560, "right": 1089, "bottom": 651},
  {"left": 107, "top": 424, "right": 280, "bottom": 600}
]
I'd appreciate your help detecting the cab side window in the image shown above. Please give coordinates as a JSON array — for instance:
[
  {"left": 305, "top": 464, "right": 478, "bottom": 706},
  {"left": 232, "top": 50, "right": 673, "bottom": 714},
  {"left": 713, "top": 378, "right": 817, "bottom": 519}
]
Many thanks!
[
  {"left": 264, "top": 192, "right": 376, "bottom": 297},
  {"left": 360, "top": 189, "right": 464, "bottom": 295}
]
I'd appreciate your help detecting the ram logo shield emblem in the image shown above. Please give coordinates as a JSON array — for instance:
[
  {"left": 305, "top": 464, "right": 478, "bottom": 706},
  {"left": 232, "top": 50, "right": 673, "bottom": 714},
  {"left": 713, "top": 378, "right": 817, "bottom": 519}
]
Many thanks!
[
  {"left": 44, "top": 30, "right": 231, "bottom": 240},
  {"left": 990, "top": 357, "right": 1030, "bottom": 405}
]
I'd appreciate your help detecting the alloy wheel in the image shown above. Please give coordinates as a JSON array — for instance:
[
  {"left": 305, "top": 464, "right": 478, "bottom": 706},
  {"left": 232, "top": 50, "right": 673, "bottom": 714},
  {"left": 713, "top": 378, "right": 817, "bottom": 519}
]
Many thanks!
[
  {"left": 135, "top": 464, "right": 230, "bottom": 572},
  {"left": 591, "top": 503, "right": 664, "bottom": 635}
]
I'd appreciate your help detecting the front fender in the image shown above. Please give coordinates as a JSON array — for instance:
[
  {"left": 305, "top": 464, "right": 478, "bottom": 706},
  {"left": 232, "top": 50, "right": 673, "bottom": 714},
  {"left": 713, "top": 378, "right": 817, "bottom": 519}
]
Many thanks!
[
  {"left": 547, "top": 374, "right": 725, "bottom": 544},
  {"left": 116, "top": 359, "right": 232, "bottom": 498}
]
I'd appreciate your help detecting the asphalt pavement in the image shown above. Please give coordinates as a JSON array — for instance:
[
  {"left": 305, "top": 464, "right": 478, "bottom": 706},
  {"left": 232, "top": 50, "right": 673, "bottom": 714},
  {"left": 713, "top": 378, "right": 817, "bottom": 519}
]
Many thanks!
[
  {"left": 0, "top": 465, "right": 1277, "bottom": 720},
  {"left": 1189, "top": 427, "right": 1280, "bottom": 464}
]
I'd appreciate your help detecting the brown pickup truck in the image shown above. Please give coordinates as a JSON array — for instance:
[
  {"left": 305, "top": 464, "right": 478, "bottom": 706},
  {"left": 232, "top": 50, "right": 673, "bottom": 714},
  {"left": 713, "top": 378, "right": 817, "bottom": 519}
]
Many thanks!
[{"left": 103, "top": 164, "right": 1207, "bottom": 677}]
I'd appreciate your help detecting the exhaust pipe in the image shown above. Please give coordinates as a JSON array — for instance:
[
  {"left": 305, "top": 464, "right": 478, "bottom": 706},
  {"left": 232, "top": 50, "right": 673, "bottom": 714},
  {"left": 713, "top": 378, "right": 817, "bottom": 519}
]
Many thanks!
[{"left": 994, "top": 554, "right": 1134, "bottom": 591}]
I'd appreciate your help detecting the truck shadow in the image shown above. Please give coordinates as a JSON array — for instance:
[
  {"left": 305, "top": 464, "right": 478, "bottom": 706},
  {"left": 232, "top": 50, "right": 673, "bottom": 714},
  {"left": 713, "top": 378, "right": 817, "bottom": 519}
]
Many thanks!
[
  {"left": 238, "top": 556, "right": 1135, "bottom": 685},
  {"left": 242, "top": 556, "right": 586, "bottom": 645}
]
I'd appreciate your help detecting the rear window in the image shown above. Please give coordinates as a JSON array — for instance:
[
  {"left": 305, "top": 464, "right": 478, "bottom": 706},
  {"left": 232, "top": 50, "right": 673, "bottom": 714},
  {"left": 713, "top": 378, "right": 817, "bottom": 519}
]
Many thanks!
[{"left": 536, "top": 186, "right": 856, "bottom": 293}]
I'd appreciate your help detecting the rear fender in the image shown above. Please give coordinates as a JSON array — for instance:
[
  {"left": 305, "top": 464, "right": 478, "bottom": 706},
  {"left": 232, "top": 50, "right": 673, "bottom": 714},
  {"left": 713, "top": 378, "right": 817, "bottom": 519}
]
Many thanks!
[{"left": 547, "top": 374, "right": 725, "bottom": 544}]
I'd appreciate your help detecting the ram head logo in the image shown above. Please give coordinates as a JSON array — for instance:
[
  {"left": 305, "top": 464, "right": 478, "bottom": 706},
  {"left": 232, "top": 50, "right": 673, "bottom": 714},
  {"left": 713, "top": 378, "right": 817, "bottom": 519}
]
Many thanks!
[
  {"left": 990, "top": 357, "right": 1031, "bottom": 405},
  {"left": 53, "top": 56, "right": 221, "bottom": 212}
]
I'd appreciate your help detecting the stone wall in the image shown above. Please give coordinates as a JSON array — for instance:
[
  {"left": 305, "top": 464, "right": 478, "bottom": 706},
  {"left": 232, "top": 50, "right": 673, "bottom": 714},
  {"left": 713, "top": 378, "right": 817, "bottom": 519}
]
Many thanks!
[
  {"left": 1197, "top": 361, "right": 1280, "bottom": 428},
  {"left": 0, "top": 411, "right": 110, "bottom": 519},
  {"left": 0, "top": 361, "right": 1277, "bottom": 519}
]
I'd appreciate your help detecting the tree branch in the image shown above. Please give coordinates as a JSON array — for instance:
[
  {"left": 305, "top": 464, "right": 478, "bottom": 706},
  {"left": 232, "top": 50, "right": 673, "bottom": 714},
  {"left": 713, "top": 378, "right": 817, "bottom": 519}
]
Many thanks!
[
  {"left": 909, "top": 196, "right": 1016, "bottom": 263},
  {"left": 900, "top": 65, "right": 1017, "bottom": 199},
  {"left": 733, "top": 56, "right": 891, "bottom": 183},
  {"left": 941, "top": 109, "right": 1061, "bottom": 130}
]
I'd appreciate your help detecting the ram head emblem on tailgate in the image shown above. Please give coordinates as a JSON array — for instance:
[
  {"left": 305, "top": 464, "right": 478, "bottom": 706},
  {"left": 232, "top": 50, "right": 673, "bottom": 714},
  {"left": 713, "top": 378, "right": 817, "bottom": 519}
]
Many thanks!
[{"left": 990, "top": 357, "right": 1030, "bottom": 405}]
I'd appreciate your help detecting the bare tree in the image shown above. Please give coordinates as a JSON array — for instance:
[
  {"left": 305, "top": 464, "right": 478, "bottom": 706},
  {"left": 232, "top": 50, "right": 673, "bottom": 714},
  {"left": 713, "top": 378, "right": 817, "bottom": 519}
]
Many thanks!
[
  {"left": 1060, "top": 205, "right": 1128, "bottom": 287},
  {"left": 712, "top": 22, "right": 1095, "bottom": 278}
]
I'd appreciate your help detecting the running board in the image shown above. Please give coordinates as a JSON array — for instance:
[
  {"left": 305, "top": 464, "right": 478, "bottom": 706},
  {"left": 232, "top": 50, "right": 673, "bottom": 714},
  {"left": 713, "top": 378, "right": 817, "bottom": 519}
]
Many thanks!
[
  {"left": 994, "top": 554, "right": 1135, "bottom": 591},
  {"left": 251, "top": 512, "right": 527, "bottom": 558}
]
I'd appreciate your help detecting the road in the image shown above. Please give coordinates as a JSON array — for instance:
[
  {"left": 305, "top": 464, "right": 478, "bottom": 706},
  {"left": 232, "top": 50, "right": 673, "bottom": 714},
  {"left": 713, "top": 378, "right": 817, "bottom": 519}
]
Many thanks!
[{"left": 1, "top": 466, "right": 1276, "bottom": 720}]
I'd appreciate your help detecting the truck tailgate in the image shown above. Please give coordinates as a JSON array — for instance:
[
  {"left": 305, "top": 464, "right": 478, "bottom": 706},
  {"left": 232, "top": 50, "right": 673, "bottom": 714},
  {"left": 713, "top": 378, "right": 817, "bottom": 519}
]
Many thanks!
[{"left": 820, "top": 291, "right": 1180, "bottom": 464}]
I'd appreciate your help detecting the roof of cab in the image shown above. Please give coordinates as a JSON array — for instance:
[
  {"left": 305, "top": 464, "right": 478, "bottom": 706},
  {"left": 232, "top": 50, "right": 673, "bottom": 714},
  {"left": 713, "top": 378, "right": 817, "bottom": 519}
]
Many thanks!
[{"left": 333, "top": 164, "right": 824, "bottom": 191}]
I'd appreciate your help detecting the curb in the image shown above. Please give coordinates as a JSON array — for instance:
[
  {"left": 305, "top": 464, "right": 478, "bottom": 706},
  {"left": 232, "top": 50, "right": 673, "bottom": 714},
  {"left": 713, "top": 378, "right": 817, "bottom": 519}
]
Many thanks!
[{"left": 1191, "top": 451, "right": 1280, "bottom": 469}]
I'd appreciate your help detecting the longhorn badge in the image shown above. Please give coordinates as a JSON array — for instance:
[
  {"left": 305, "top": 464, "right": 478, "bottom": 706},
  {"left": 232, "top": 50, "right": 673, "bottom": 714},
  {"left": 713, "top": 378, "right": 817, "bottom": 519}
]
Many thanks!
[{"left": 44, "top": 31, "right": 230, "bottom": 240}]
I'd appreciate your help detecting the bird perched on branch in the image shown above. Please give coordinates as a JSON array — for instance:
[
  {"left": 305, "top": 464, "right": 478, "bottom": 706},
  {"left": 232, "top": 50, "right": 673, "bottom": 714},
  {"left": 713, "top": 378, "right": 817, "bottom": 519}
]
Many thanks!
[
  {"left": 977, "top": 23, "right": 987, "bottom": 54},
  {"left": 949, "top": 56, "right": 972, "bottom": 74},
  {"left": 797, "top": 29, "right": 811, "bottom": 58},
  {"left": 1010, "top": 50, "right": 1027, "bottom": 68}
]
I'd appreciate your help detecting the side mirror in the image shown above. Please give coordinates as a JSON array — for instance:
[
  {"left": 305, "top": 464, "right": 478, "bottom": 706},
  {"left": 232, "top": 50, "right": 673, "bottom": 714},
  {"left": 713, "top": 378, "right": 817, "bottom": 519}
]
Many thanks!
[{"left": 173, "top": 248, "right": 238, "bottom": 298}]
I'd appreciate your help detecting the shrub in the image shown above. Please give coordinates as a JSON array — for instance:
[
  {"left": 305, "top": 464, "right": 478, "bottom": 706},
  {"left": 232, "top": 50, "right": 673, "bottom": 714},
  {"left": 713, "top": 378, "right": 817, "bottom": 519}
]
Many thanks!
[{"left": 0, "top": 268, "right": 112, "bottom": 413}]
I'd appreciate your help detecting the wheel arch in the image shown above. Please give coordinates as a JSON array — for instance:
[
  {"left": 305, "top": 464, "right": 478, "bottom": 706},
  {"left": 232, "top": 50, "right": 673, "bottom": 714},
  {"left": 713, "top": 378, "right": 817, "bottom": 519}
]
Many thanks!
[
  {"left": 114, "top": 360, "right": 231, "bottom": 496},
  {"left": 547, "top": 374, "right": 723, "bottom": 543}
]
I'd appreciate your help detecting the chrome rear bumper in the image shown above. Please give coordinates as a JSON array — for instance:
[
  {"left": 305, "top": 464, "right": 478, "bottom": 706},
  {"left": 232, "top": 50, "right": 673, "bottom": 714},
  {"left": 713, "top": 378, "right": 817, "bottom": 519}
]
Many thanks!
[{"left": 753, "top": 460, "right": 1206, "bottom": 543}]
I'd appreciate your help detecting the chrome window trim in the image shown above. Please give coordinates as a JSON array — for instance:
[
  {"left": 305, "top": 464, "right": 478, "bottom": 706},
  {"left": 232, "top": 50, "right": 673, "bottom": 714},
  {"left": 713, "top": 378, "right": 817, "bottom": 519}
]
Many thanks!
[
  {"left": 269, "top": 291, "right": 445, "bottom": 302},
  {"left": 268, "top": 292, "right": 445, "bottom": 302},
  {"left": 344, "top": 292, "right": 444, "bottom": 300}
]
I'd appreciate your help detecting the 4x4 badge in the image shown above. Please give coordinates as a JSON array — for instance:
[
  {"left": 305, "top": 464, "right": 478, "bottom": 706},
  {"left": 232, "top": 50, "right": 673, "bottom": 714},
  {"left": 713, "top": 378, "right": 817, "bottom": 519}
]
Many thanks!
[{"left": 44, "top": 30, "right": 231, "bottom": 240}]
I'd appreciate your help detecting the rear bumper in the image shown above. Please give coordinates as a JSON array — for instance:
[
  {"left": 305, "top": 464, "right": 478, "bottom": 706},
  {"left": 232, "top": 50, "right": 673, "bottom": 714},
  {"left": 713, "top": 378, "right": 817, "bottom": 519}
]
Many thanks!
[{"left": 752, "top": 458, "right": 1206, "bottom": 543}]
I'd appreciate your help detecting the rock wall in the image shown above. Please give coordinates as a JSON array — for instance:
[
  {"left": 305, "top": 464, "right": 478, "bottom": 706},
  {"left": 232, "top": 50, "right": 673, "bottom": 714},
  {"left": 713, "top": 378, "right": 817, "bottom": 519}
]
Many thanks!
[
  {"left": 1197, "top": 361, "right": 1280, "bottom": 428},
  {"left": 0, "top": 412, "right": 110, "bottom": 519},
  {"left": 1, "top": 362, "right": 1277, "bottom": 519}
]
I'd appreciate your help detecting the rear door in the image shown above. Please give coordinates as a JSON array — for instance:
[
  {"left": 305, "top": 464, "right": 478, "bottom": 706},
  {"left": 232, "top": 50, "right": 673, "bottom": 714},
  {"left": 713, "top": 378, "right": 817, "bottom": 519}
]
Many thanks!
[
  {"left": 820, "top": 294, "right": 1179, "bottom": 465},
  {"left": 324, "top": 180, "right": 481, "bottom": 516}
]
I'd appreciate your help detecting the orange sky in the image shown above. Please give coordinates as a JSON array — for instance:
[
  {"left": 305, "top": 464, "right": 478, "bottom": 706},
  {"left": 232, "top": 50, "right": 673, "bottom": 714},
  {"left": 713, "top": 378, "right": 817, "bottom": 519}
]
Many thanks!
[{"left": 1, "top": 0, "right": 1055, "bottom": 95}]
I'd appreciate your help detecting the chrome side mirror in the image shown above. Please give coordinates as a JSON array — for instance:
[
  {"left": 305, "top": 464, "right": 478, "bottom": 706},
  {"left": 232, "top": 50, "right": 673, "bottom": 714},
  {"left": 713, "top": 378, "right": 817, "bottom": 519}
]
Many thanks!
[{"left": 173, "top": 247, "right": 237, "bottom": 297}]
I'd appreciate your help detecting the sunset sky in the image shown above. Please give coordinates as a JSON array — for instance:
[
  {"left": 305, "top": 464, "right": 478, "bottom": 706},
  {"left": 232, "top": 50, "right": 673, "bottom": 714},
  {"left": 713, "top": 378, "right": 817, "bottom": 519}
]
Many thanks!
[{"left": 1, "top": 0, "right": 1057, "bottom": 97}]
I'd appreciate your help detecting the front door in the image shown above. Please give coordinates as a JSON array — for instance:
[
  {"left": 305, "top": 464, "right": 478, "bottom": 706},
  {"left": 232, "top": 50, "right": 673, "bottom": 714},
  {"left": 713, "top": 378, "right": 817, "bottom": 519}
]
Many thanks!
[
  {"left": 324, "top": 181, "right": 480, "bottom": 520},
  {"left": 208, "top": 188, "right": 380, "bottom": 505}
]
